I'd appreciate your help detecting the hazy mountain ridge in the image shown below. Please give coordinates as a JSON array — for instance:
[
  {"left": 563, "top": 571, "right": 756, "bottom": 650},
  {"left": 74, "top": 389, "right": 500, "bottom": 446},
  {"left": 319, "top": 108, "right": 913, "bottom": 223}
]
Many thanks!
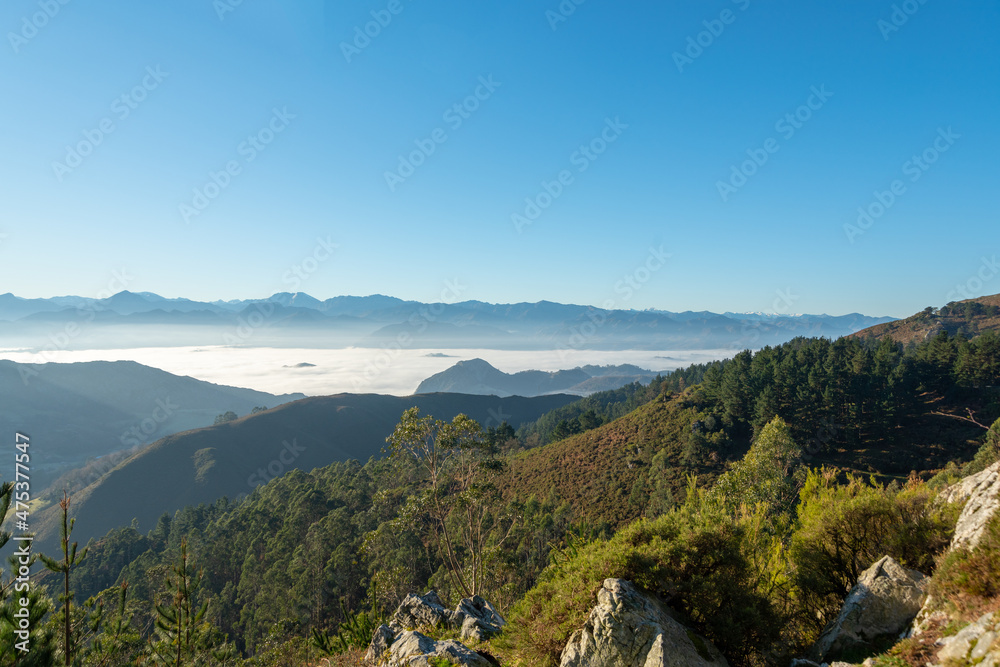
[
  {"left": 0, "top": 291, "right": 896, "bottom": 351},
  {"left": 0, "top": 359, "right": 305, "bottom": 488},
  {"left": 415, "top": 358, "right": 666, "bottom": 397}
]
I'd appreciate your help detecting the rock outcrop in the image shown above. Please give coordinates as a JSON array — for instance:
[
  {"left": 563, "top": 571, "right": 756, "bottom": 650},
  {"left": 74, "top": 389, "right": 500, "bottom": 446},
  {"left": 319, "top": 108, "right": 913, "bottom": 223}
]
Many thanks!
[
  {"left": 559, "top": 578, "right": 728, "bottom": 667},
  {"left": 366, "top": 591, "right": 505, "bottom": 666},
  {"left": 933, "top": 611, "right": 999, "bottom": 665},
  {"left": 907, "top": 461, "right": 1000, "bottom": 640},
  {"left": 947, "top": 461, "right": 1000, "bottom": 551},
  {"left": 456, "top": 596, "right": 506, "bottom": 642},
  {"left": 377, "top": 630, "right": 496, "bottom": 667},
  {"left": 809, "top": 556, "right": 927, "bottom": 663},
  {"left": 390, "top": 591, "right": 463, "bottom": 631}
]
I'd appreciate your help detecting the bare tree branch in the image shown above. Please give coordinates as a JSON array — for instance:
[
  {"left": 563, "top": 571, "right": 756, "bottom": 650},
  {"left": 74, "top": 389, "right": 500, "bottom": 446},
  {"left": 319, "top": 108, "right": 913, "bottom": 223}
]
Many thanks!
[{"left": 930, "top": 408, "right": 990, "bottom": 430}]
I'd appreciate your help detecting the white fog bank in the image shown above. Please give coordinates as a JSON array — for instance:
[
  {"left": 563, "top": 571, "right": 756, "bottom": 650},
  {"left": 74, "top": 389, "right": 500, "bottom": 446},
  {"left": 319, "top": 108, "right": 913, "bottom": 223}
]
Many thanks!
[{"left": 0, "top": 347, "right": 735, "bottom": 397}]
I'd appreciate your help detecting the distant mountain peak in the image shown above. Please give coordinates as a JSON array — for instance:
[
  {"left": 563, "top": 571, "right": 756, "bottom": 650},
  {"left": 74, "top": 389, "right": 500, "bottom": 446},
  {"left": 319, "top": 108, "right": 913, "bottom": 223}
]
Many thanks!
[
  {"left": 415, "top": 359, "right": 662, "bottom": 397},
  {"left": 458, "top": 358, "right": 494, "bottom": 368}
]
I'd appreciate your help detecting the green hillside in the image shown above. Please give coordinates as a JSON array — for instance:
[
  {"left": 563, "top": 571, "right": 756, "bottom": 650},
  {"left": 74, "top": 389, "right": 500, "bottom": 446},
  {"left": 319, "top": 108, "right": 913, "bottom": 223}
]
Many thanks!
[
  {"left": 22, "top": 392, "right": 576, "bottom": 556},
  {"left": 507, "top": 391, "right": 724, "bottom": 528}
]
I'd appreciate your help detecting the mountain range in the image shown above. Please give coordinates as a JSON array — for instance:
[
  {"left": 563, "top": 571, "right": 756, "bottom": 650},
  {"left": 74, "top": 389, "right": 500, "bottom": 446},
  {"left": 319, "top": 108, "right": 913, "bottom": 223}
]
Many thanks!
[{"left": 0, "top": 291, "right": 895, "bottom": 351}]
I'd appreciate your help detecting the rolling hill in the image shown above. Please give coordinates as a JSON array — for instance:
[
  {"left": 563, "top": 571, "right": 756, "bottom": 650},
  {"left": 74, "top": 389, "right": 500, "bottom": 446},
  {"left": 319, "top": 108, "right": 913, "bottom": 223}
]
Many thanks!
[
  {"left": 505, "top": 391, "right": 723, "bottom": 528},
  {"left": 0, "top": 359, "right": 304, "bottom": 488},
  {"left": 23, "top": 391, "right": 577, "bottom": 554},
  {"left": 850, "top": 293, "right": 1000, "bottom": 345}
]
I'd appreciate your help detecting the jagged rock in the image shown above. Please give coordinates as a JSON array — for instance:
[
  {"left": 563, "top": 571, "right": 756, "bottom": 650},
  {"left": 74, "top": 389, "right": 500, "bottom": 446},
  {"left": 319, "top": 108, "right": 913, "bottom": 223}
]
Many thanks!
[
  {"left": 383, "top": 630, "right": 495, "bottom": 667},
  {"left": 559, "top": 578, "right": 728, "bottom": 667},
  {"left": 948, "top": 461, "right": 1000, "bottom": 551},
  {"left": 366, "top": 625, "right": 398, "bottom": 663},
  {"left": 390, "top": 591, "right": 458, "bottom": 631},
  {"left": 457, "top": 596, "right": 506, "bottom": 642},
  {"left": 367, "top": 591, "right": 505, "bottom": 665},
  {"left": 809, "top": 556, "right": 927, "bottom": 663}
]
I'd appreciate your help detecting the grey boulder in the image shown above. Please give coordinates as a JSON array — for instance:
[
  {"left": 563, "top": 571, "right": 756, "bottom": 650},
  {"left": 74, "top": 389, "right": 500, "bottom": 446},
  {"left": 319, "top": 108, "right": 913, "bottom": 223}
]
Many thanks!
[
  {"left": 948, "top": 461, "right": 1000, "bottom": 551},
  {"left": 559, "top": 578, "right": 728, "bottom": 667},
  {"left": 367, "top": 590, "right": 505, "bottom": 665},
  {"left": 809, "top": 556, "right": 927, "bottom": 662}
]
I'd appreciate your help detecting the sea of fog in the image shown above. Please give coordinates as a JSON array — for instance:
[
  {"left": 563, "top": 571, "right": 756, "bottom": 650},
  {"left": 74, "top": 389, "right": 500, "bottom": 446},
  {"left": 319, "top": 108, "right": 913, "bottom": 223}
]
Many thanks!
[{"left": 0, "top": 347, "right": 734, "bottom": 397}]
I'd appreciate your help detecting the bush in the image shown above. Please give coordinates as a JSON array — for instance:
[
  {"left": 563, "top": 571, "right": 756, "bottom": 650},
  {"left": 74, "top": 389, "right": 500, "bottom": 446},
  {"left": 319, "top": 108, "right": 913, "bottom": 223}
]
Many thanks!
[
  {"left": 788, "top": 469, "right": 959, "bottom": 638},
  {"left": 499, "top": 499, "right": 783, "bottom": 667}
]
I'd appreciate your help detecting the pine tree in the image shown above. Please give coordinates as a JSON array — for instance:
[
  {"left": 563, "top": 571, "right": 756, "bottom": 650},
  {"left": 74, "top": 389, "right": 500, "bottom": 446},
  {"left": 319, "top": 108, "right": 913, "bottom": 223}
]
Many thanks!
[
  {"left": 146, "top": 538, "right": 235, "bottom": 666},
  {"left": 38, "top": 492, "right": 89, "bottom": 666},
  {"left": 83, "top": 583, "right": 144, "bottom": 667}
]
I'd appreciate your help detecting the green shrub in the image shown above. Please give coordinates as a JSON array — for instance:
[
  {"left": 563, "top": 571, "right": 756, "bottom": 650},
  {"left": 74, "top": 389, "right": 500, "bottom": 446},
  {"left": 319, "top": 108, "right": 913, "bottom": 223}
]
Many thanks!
[
  {"left": 499, "top": 500, "right": 783, "bottom": 667},
  {"left": 310, "top": 601, "right": 384, "bottom": 655},
  {"left": 789, "top": 469, "right": 959, "bottom": 638}
]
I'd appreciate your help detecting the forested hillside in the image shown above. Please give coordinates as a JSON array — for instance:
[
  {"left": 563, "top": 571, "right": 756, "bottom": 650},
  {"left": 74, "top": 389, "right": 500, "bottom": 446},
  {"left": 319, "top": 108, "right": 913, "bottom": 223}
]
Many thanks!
[
  {"left": 22, "top": 392, "right": 576, "bottom": 556},
  {"left": 2, "top": 323, "right": 999, "bottom": 665}
]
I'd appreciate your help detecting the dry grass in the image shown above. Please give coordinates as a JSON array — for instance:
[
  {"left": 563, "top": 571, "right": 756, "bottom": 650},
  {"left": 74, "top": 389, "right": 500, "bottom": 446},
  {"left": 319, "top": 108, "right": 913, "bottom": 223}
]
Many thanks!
[{"left": 302, "top": 648, "right": 366, "bottom": 667}]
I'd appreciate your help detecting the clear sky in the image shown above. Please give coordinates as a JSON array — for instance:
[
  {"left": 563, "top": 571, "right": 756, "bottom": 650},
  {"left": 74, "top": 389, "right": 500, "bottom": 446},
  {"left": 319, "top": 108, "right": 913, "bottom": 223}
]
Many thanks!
[{"left": 2, "top": 0, "right": 997, "bottom": 318}]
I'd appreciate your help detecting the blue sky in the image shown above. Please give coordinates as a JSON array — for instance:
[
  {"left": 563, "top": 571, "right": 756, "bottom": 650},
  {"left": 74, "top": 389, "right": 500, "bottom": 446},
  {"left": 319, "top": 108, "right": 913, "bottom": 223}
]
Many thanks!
[{"left": 1, "top": 0, "right": 997, "bottom": 318}]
